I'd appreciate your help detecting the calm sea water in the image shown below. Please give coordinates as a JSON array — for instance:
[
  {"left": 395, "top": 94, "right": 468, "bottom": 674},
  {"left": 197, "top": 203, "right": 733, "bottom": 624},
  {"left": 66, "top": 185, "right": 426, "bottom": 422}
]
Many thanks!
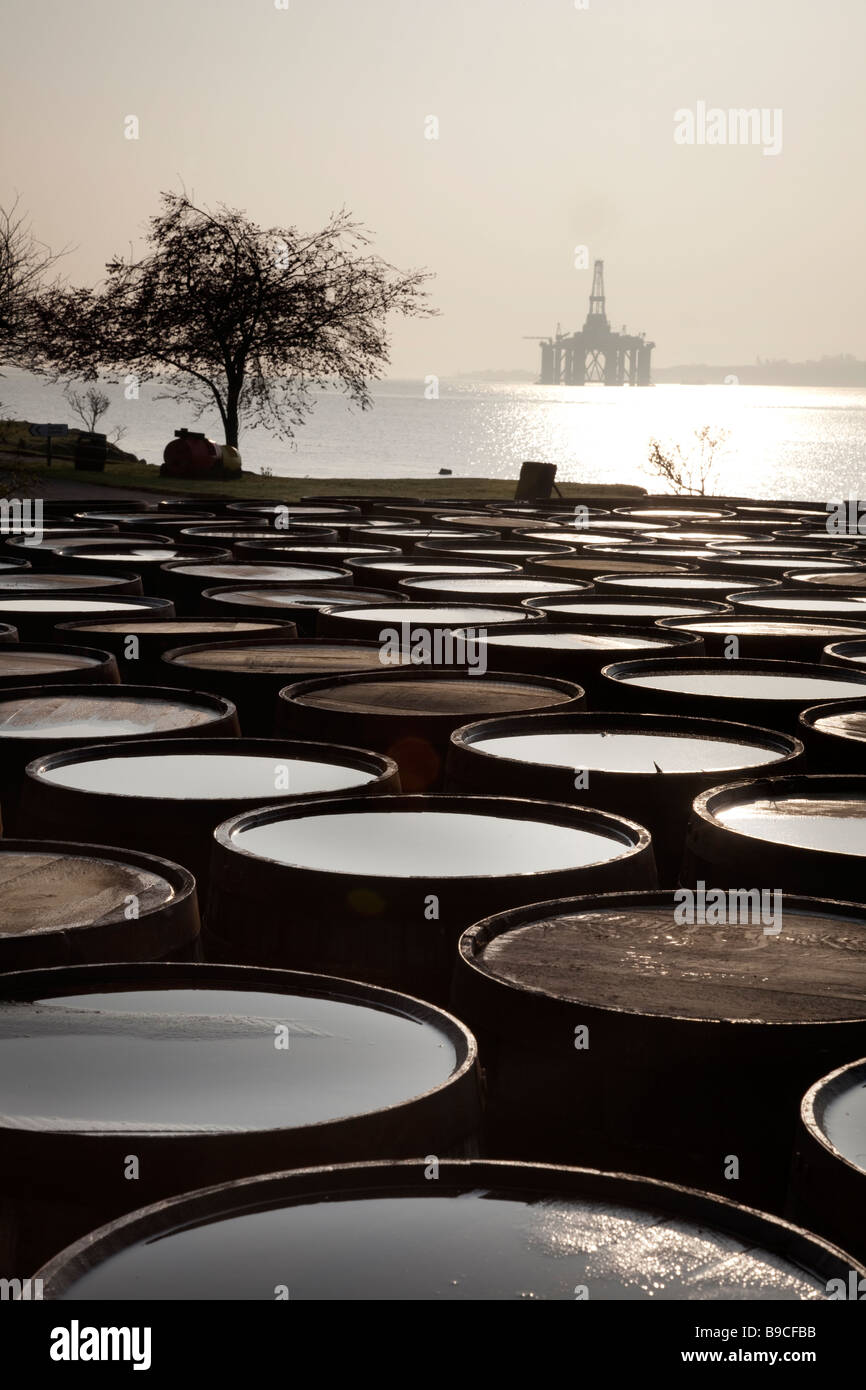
[{"left": 3, "top": 368, "right": 865, "bottom": 499}]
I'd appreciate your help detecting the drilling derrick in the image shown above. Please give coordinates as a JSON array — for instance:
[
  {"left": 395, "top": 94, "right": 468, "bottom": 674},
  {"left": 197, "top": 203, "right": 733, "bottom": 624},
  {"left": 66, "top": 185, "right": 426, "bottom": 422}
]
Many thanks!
[{"left": 529, "top": 261, "right": 655, "bottom": 386}]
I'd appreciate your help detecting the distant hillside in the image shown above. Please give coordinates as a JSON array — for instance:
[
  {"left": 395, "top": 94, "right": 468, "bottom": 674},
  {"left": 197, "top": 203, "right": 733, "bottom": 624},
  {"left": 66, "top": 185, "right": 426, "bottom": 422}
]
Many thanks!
[{"left": 653, "top": 356, "right": 866, "bottom": 387}]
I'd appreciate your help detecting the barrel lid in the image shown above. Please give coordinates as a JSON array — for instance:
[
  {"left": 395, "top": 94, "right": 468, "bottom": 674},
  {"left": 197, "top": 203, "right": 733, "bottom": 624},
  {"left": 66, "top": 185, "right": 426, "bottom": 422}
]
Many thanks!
[
  {"left": 596, "top": 572, "right": 773, "bottom": 593},
  {"left": 663, "top": 616, "right": 866, "bottom": 638},
  {"left": 74, "top": 510, "right": 161, "bottom": 522},
  {"left": 721, "top": 558, "right": 856, "bottom": 572},
  {"left": 0, "top": 684, "right": 232, "bottom": 738},
  {"left": 348, "top": 559, "right": 521, "bottom": 575},
  {"left": 366, "top": 527, "right": 483, "bottom": 540},
  {"left": 118, "top": 511, "right": 214, "bottom": 523},
  {"left": 0, "top": 597, "right": 171, "bottom": 615},
  {"left": 0, "top": 964, "right": 474, "bottom": 1137},
  {"left": 416, "top": 539, "right": 573, "bottom": 555},
  {"left": 235, "top": 543, "right": 399, "bottom": 558},
  {"left": 164, "top": 561, "right": 352, "bottom": 583},
  {"left": 34, "top": 1157, "right": 855, "bottom": 1301},
  {"left": 319, "top": 602, "right": 541, "bottom": 626},
  {"left": 801, "top": 1056, "right": 866, "bottom": 1176},
  {"left": 203, "top": 584, "right": 400, "bottom": 610},
  {"left": 468, "top": 623, "right": 696, "bottom": 653},
  {"left": 28, "top": 736, "right": 392, "bottom": 800},
  {"left": 459, "top": 890, "right": 866, "bottom": 1023},
  {"left": 603, "top": 656, "right": 866, "bottom": 702},
  {"left": 400, "top": 576, "right": 587, "bottom": 597},
  {"left": 227, "top": 503, "right": 361, "bottom": 516},
  {"left": 286, "top": 670, "right": 580, "bottom": 718},
  {"left": 614, "top": 507, "right": 737, "bottom": 521},
  {"left": 692, "top": 775, "right": 866, "bottom": 859},
  {"left": 434, "top": 512, "right": 573, "bottom": 531},
  {"left": 453, "top": 711, "right": 799, "bottom": 778},
  {"left": 793, "top": 570, "right": 866, "bottom": 588},
  {"left": 732, "top": 587, "right": 866, "bottom": 614},
  {"left": 529, "top": 557, "right": 692, "bottom": 578},
  {"left": 564, "top": 517, "right": 650, "bottom": 532},
  {"left": 217, "top": 793, "right": 651, "bottom": 879},
  {"left": 534, "top": 596, "right": 732, "bottom": 618},
  {"left": 519, "top": 529, "right": 636, "bottom": 545},
  {"left": 801, "top": 699, "right": 866, "bottom": 744},
  {"left": 646, "top": 529, "right": 754, "bottom": 545},
  {"left": 601, "top": 546, "right": 721, "bottom": 562},
  {"left": 0, "top": 572, "right": 133, "bottom": 592},
  {"left": 0, "top": 645, "right": 113, "bottom": 677},
  {"left": 62, "top": 618, "right": 290, "bottom": 636},
  {"left": 0, "top": 843, "right": 186, "bottom": 932},
  {"left": 165, "top": 638, "right": 386, "bottom": 673},
  {"left": 74, "top": 505, "right": 156, "bottom": 516},
  {"left": 823, "top": 639, "right": 866, "bottom": 665}
]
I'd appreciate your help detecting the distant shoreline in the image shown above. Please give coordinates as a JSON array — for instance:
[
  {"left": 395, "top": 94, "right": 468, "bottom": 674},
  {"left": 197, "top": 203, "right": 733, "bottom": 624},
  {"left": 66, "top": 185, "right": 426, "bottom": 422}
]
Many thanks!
[{"left": 449, "top": 368, "right": 866, "bottom": 388}]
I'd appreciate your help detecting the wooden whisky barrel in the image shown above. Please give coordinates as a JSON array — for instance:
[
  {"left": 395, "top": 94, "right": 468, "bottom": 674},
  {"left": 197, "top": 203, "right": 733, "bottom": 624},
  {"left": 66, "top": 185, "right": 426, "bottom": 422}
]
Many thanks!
[{"left": 0, "top": 961, "right": 480, "bottom": 1276}]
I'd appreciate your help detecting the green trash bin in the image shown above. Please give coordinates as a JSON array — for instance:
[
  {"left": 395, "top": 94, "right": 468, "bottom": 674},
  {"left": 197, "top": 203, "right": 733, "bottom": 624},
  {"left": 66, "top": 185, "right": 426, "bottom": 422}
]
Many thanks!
[{"left": 73, "top": 432, "right": 108, "bottom": 472}]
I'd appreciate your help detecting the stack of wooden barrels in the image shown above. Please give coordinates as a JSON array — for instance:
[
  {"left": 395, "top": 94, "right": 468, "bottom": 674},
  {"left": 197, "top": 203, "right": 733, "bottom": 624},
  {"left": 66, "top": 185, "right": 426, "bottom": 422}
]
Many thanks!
[{"left": 1, "top": 490, "right": 865, "bottom": 1300}]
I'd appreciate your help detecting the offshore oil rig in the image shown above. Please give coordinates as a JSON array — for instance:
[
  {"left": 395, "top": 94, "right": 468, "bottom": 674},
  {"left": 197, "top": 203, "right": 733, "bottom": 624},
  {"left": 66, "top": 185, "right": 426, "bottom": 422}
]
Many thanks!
[{"left": 527, "top": 260, "right": 655, "bottom": 386}]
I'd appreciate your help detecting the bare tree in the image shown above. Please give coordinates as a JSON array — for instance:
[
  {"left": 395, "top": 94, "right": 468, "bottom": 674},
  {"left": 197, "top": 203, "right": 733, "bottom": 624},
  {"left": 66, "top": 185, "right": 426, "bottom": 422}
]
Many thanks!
[
  {"left": 0, "top": 197, "right": 64, "bottom": 369},
  {"left": 37, "top": 191, "right": 435, "bottom": 449},
  {"left": 646, "top": 425, "right": 729, "bottom": 496},
  {"left": 63, "top": 383, "right": 127, "bottom": 445},
  {"left": 64, "top": 385, "right": 109, "bottom": 432}
]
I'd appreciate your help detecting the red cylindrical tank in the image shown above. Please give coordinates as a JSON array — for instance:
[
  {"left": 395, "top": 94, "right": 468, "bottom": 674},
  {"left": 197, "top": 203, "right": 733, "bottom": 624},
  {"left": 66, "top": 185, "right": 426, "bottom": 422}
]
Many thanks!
[{"left": 162, "top": 430, "right": 222, "bottom": 478}]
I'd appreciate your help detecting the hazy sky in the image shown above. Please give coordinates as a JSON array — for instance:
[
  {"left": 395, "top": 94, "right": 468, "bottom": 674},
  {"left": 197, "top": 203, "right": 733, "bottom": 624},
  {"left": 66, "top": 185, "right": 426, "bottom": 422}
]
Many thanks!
[{"left": 2, "top": 0, "right": 863, "bottom": 376}]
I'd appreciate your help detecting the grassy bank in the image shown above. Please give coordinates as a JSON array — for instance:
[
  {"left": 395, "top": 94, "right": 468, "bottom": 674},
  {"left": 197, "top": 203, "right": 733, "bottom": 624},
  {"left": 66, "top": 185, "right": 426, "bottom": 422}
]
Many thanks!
[{"left": 0, "top": 452, "right": 647, "bottom": 501}]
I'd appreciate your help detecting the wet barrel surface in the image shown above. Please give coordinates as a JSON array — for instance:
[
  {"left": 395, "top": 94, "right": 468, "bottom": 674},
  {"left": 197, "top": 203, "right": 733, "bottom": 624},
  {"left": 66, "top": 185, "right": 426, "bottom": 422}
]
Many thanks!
[
  {"left": 730, "top": 586, "right": 866, "bottom": 620},
  {"left": 231, "top": 540, "right": 401, "bottom": 566},
  {"left": 159, "top": 637, "right": 393, "bottom": 734},
  {"left": 200, "top": 583, "right": 406, "bottom": 635},
  {"left": 0, "top": 683, "right": 239, "bottom": 826},
  {"left": 0, "top": 644, "right": 120, "bottom": 690},
  {"left": 0, "top": 963, "right": 480, "bottom": 1274},
  {"left": 0, "top": 594, "right": 175, "bottom": 643},
  {"left": 206, "top": 793, "right": 657, "bottom": 1001},
  {"left": 398, "top": 575, "right": 590, "bottom": 604},
  {"left": 316, "top": 601, "right": 543, "bottom": 641},
  {"left": 455, "top": 621, "right": 704, "bottom": 699},
  {"left": 790, "top": 569, "right": 866, "bottom": 589},
  {"left": 798, "top": 698, "right": 866, "bottom": 772},
  {"left": 0, "top": 839, "right": 201, "bottom": 971},
  {"left": 276, "top": 668, "right": 585, "bottom": 790},
  {"left": 681, "top": 773, "right": 866, "bottom": 903},
  {"left": 0, "top": 569, "right": 143, "bottom": 596},
  {"left": 35, "top": 1159, "right": 858, "bottom": 1301},
  {"left": 657, "top": 614, "right": 866, "bottom": 661},
  {"left": 600, "top": 656, "right": 866, "bottom": 730},
  {"left": 592, "top": 572, "right": 775, "bottom": 602},
  {"left": 454, "top": 891, "right": 866, "bottom": 1209},
  {"left": 526, "top": 556, "right": 692, "bottom": 583},
  {"left": 54, "top": 615, "right": 297, "bottom": 683},
  {"left": 531, "top": 594, "right": 733, "bottom": 626},
  {"left": 446, "top": 712, "right": 802, "bottom": 882},
  {"left": 344, "top": 555, "right": 521, "bottom": 590},
  {"left": 788, "top": 1057, "right": 866, "bottom": 1262},
  {"left": 17, "top": 737, "right": 400, "bottom": 908},
  {"left": 822, "top": 637, "right": 866, "bottom": 671},
  {"left": 160, "top": 560, "right": 354, "bottom": 613}
]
